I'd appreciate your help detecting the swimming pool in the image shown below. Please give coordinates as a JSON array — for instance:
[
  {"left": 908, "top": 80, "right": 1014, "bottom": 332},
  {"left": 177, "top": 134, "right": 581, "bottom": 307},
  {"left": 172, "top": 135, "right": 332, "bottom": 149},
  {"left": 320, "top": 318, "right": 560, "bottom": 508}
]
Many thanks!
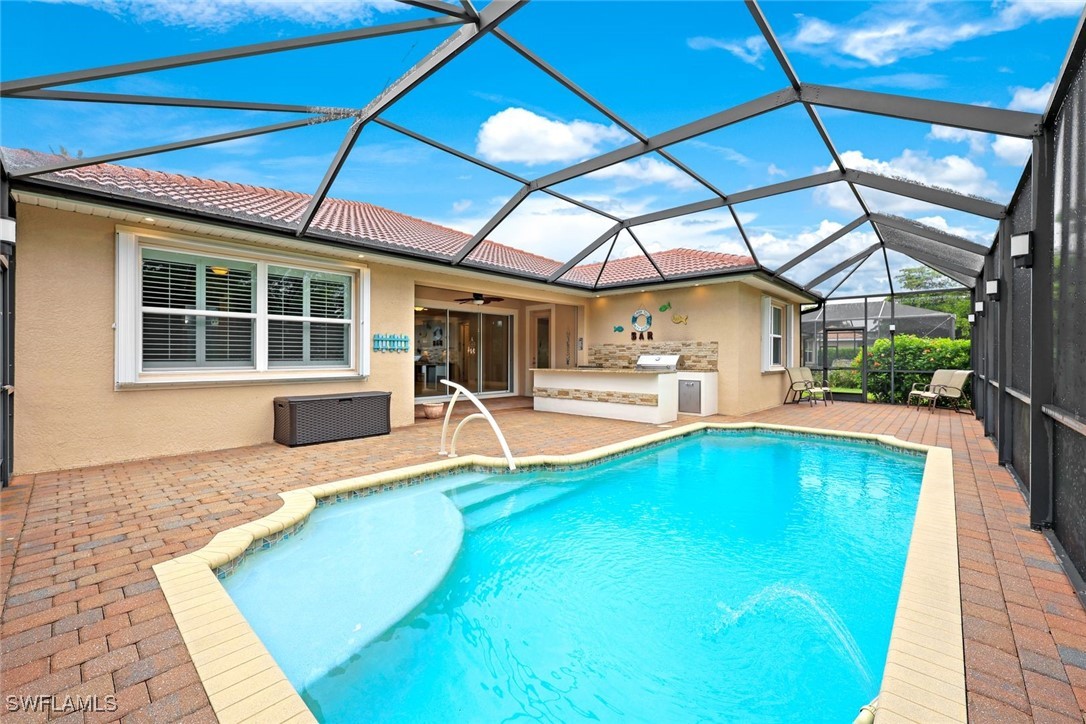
[{"left": 223, "top": 429, "right": 925, "bottom": 722}]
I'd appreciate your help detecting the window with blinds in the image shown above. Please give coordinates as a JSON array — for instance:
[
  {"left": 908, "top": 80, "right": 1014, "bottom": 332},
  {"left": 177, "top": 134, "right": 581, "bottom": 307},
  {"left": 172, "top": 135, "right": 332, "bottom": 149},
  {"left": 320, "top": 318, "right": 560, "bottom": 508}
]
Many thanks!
[
  {"left": 141, "top": 250, "right": 255, "bottom": 369},
  {"left": 771, "top": 305, "right": 783, "bottom": 367},
  {"left": 268, "top": 267, "right": 352, "bottom": 368},
  {"left": 121, "top": 234, "right": 364, "bottom": 383},
  {"left": 761, "top": 297, "right": 792, "bottom": 371}
]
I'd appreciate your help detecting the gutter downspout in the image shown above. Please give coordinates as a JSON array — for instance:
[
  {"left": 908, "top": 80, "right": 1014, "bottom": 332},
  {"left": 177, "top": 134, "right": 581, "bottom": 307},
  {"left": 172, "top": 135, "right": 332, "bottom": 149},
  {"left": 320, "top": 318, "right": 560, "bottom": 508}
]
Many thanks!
[{"left": 0, "top": 162, "right": 15, "bottom": 487}]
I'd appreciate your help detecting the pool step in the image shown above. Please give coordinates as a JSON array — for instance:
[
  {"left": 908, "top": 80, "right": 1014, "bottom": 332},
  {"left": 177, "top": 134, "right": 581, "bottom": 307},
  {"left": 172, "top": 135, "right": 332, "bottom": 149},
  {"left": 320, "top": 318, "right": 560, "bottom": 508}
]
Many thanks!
[
  {"left": 224, "top": 491, "right": 465, "bottom": 690},
  {"left": 444, "top": 480, "right": 532, "bottom": 510},
  {"left": 463, "top": 484, "right": 577, "bottom": 530}
]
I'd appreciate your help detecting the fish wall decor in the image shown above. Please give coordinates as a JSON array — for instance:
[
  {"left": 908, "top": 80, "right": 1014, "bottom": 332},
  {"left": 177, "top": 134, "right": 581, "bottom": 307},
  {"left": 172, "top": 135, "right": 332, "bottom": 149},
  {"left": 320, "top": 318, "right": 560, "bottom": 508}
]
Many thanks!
[{"left": 672, "top": 313, "right": 688, "bottom": 325}]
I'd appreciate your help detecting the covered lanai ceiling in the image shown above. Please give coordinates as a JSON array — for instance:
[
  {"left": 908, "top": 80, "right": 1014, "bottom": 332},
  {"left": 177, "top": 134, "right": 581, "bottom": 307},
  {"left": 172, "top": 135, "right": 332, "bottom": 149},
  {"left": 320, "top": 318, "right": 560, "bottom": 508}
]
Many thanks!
[{"left": 2, "top": 0, "right": 1083, "bottom": 297}]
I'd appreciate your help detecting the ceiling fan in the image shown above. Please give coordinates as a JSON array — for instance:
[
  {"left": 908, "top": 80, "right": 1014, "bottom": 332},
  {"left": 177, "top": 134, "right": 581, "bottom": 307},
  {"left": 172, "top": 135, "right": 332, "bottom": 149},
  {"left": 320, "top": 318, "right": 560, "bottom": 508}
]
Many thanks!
[{"left": 454, "top": 292, "right": 505, "bottom": 306}]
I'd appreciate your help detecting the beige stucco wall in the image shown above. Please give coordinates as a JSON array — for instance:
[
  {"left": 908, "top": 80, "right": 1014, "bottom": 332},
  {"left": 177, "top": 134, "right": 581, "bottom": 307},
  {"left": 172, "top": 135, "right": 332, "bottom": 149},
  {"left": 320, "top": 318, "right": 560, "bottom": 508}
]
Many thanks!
[
  {"left": 12, "top": 205, "right": 585, "bottom": 474},
  {"left": 584, "top": 281, "right": 801, "bottom": 416},
  {"left": 550, "top": 304, "right": 580, "bottom": 370}
]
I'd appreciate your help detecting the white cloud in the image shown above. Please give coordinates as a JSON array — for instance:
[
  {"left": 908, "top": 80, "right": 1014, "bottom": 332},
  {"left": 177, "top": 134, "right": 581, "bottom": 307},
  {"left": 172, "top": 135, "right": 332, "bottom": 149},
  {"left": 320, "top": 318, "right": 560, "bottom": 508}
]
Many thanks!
[
  {"left": 59, "top": 0, "right": 403, "bottom": 28},
  {"left": 750, "top": 220, "right": 840, "bottom": 267},
  {"left": 475, "top": 108, "right": 627, "bottom": 166},
  {"left": 684, "top": 141, "right": 788, "bottom": 182},
  {"left": 611, "top": 210, "right": 763, "bottom": 262},
  {"left": 435, "top": 195, "right": 619, "bottom": 264},
  {"left": 587, "top": 157, "right": 698, "bottom": 191},
  {"left": 923, "top": 82, "right": 1050, "bottom": 165},
  {"left": 687, "top": 35, "right": 770, "bottom": 68},
  {"left": 999, "top": 0, "right": 1085, "bottom": 25},
  {"left": 451, "top": 199, "right": 473, "bottom": 214},
  {"left": 630, "top": 210, "right": 749, "bottom": 258},
  {"left": 844, "top": 20, "right": 957, "bottom": 67},
  {"left": 818, "top": 149, "right": 1003, "bottom": 213},
  {"left": 992, "top": 136, "right": 1032, "bottom": 165},
  {"left": 927, "top": 125, "right": 991, "bottom": 155},
  {"left": 690, "top": 140, "right": 754, "bottom": 167},
  {"left": 1008, "top": 81, "right": 1054, "bottom": 111},
  {"left": 914, "top": 215, "right": 990, "bottom": 243},
  {"left": 788, "top": 1, "right": 1083, "bottom": 67},
  {"left": 794, "top": 17, "right": 837, "bottom": 46},
  {"left": 985, "top": 83, "right": 1047, "bottom": 164},
  {"left": 746, "top": 219, "right": 880, "bottom": 285}
]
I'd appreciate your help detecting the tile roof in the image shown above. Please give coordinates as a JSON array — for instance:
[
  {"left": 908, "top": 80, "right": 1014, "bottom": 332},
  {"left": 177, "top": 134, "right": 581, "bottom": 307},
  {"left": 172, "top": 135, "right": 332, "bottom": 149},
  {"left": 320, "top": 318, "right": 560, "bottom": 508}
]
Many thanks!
[
  {"left": 1, "top": 148, "right": 755, "bottom": 287},
  {"left": 562, "top": 248, "right": 755, "bottom": 286}
]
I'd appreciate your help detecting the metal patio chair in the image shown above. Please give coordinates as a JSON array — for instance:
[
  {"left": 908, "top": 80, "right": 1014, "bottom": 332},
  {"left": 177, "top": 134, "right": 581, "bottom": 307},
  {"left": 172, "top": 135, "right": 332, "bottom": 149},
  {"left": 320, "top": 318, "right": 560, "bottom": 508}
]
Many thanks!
[
  {"left": 785, "top": 367, "right": 833, "bottom": 406},
  {"left": 937, "top": 370, "right": 974, "bottom": 413},
  {"left": 908, "top": 369, "right": 972, "bottom": 413}
]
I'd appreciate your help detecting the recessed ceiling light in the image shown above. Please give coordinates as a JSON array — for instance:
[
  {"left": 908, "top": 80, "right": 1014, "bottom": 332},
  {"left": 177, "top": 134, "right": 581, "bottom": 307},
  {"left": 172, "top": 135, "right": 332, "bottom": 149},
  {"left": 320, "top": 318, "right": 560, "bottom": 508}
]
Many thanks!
[
  {"left": 143, "top": 217, "right": 154, "bottom": 222},
  {"left": 357, "top": 254, "right": 365, "bottom": 258}
]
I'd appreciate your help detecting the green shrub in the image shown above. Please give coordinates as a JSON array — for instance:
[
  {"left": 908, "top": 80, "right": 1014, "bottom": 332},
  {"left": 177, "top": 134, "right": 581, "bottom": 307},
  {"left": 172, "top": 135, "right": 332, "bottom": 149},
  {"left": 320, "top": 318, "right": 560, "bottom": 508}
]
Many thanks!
[
  {"left": 828, "top": 369, "right": 860, "bottom": 389},
  {"left": 855, "top": 335, "right": 972, "bottom": 403}
]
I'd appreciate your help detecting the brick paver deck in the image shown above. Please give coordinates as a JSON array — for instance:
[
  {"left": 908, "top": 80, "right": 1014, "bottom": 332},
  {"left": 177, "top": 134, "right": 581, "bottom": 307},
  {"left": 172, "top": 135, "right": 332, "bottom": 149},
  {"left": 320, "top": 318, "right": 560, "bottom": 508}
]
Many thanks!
[{"left": 1, "top": 403, "right": 1083, "bottom": 722}]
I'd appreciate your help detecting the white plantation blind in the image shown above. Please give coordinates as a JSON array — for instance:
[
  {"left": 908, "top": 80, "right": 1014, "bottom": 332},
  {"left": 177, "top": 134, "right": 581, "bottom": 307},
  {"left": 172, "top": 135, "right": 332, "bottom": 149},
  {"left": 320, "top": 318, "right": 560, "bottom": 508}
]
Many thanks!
[
  {"left": 142, "top": 257, "right": 196, "bottom": 365},
  {"left": 141, "top": 250, "right": 255, "bottom": 369},
  {"left": 268, "top": 266, "right": 351, "bottom": 368},
  {"left": 771, "top": 304, "right": 783, "bottom": 366}
]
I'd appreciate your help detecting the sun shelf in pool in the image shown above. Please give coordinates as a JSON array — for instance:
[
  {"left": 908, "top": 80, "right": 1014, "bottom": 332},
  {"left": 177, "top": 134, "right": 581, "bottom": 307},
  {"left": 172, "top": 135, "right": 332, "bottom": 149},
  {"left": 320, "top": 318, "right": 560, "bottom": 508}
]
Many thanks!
[{"left": 222, "top": 430, "right": 925, "bottom": 723}]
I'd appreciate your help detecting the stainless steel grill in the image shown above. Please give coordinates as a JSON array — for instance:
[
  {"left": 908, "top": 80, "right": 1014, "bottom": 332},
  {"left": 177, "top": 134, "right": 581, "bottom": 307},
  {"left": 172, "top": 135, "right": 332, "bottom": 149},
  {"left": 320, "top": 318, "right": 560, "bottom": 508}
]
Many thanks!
[{"left": 635, "top": 354, "right": 681, "bottom": 372}]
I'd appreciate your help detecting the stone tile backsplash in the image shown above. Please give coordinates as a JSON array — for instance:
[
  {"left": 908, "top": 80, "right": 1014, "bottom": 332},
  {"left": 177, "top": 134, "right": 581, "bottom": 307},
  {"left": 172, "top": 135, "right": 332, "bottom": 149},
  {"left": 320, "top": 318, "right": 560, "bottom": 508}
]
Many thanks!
[{"left": 587, "top": 341, "right": 718, "bottom": 371}]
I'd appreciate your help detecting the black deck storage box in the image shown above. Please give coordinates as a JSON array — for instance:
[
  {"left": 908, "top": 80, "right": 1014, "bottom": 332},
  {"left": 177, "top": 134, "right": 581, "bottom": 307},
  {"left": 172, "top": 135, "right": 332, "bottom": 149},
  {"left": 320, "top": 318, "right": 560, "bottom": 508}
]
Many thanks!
[{"left": 273, "top": 391, "right": 391, "bottom": 446}]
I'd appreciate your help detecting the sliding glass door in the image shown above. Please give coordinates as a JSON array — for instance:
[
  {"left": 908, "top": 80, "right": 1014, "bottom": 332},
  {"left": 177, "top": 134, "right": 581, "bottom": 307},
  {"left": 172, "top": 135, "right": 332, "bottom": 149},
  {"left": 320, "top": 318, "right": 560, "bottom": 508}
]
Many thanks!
[
  {"left": 414, "top": 307, "right": 512, "bottom": 398},
  {"left": 447, "top": 310, "right": 479, "bottom": 393},
  {"left": 481, "top": 314, "right": 511, "bottom": 392}
]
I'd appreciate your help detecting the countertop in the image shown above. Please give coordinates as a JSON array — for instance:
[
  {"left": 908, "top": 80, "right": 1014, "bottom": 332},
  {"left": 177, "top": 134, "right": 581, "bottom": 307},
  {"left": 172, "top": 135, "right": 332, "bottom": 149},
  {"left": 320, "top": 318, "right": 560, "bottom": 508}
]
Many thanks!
[{"left": 530, "top": 368, "right": 675, "bottom": 375}]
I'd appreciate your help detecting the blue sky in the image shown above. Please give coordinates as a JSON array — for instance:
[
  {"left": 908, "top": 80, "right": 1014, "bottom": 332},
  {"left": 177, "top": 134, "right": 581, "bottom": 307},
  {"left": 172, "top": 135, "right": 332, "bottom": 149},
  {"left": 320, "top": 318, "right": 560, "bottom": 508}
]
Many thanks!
[{"left": 1, "top": 0, "right": 1082, "bottom": 294}]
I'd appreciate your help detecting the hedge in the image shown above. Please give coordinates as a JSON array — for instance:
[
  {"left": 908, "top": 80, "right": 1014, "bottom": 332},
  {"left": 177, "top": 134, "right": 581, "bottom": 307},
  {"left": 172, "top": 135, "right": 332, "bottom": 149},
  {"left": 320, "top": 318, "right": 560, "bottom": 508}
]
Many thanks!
[{"left": 842, "top": 335, "right": 972, "bottom": 403}]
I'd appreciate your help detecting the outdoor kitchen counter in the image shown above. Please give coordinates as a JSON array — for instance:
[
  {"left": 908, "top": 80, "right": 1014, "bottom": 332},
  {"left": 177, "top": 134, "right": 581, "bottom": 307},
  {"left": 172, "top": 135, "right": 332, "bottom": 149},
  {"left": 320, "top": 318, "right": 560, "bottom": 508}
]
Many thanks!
[
  {"left": 530, "top": 368, "right": 678, "bottom": 424},
  {"left": 530, "top": 368, "right": 666, "bottom": 374}
]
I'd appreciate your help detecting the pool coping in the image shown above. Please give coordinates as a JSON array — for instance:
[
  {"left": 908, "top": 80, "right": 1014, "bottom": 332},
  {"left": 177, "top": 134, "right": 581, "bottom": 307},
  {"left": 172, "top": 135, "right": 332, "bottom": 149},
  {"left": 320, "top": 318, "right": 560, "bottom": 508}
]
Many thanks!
[{"left": 151, "top": 422, "right": 963, "bottom": 723}]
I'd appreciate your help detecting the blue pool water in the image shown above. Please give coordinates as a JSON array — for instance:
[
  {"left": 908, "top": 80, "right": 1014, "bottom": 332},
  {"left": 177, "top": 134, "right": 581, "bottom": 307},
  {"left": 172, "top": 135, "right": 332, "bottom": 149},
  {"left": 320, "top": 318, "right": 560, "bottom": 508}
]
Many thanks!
[{"left": 224, "top": 431, "right": 925, "bottom": 723}]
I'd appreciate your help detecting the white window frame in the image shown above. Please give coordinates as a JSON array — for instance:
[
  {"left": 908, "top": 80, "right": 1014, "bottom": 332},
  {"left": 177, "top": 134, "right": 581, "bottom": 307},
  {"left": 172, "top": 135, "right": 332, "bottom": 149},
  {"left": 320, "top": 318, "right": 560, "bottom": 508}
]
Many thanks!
[
  {"left": 116, "top": 229, "right": 370, "bottom": 387},
  {"left": 761, "top": 296, "right": 793, "bottom": 372}
]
